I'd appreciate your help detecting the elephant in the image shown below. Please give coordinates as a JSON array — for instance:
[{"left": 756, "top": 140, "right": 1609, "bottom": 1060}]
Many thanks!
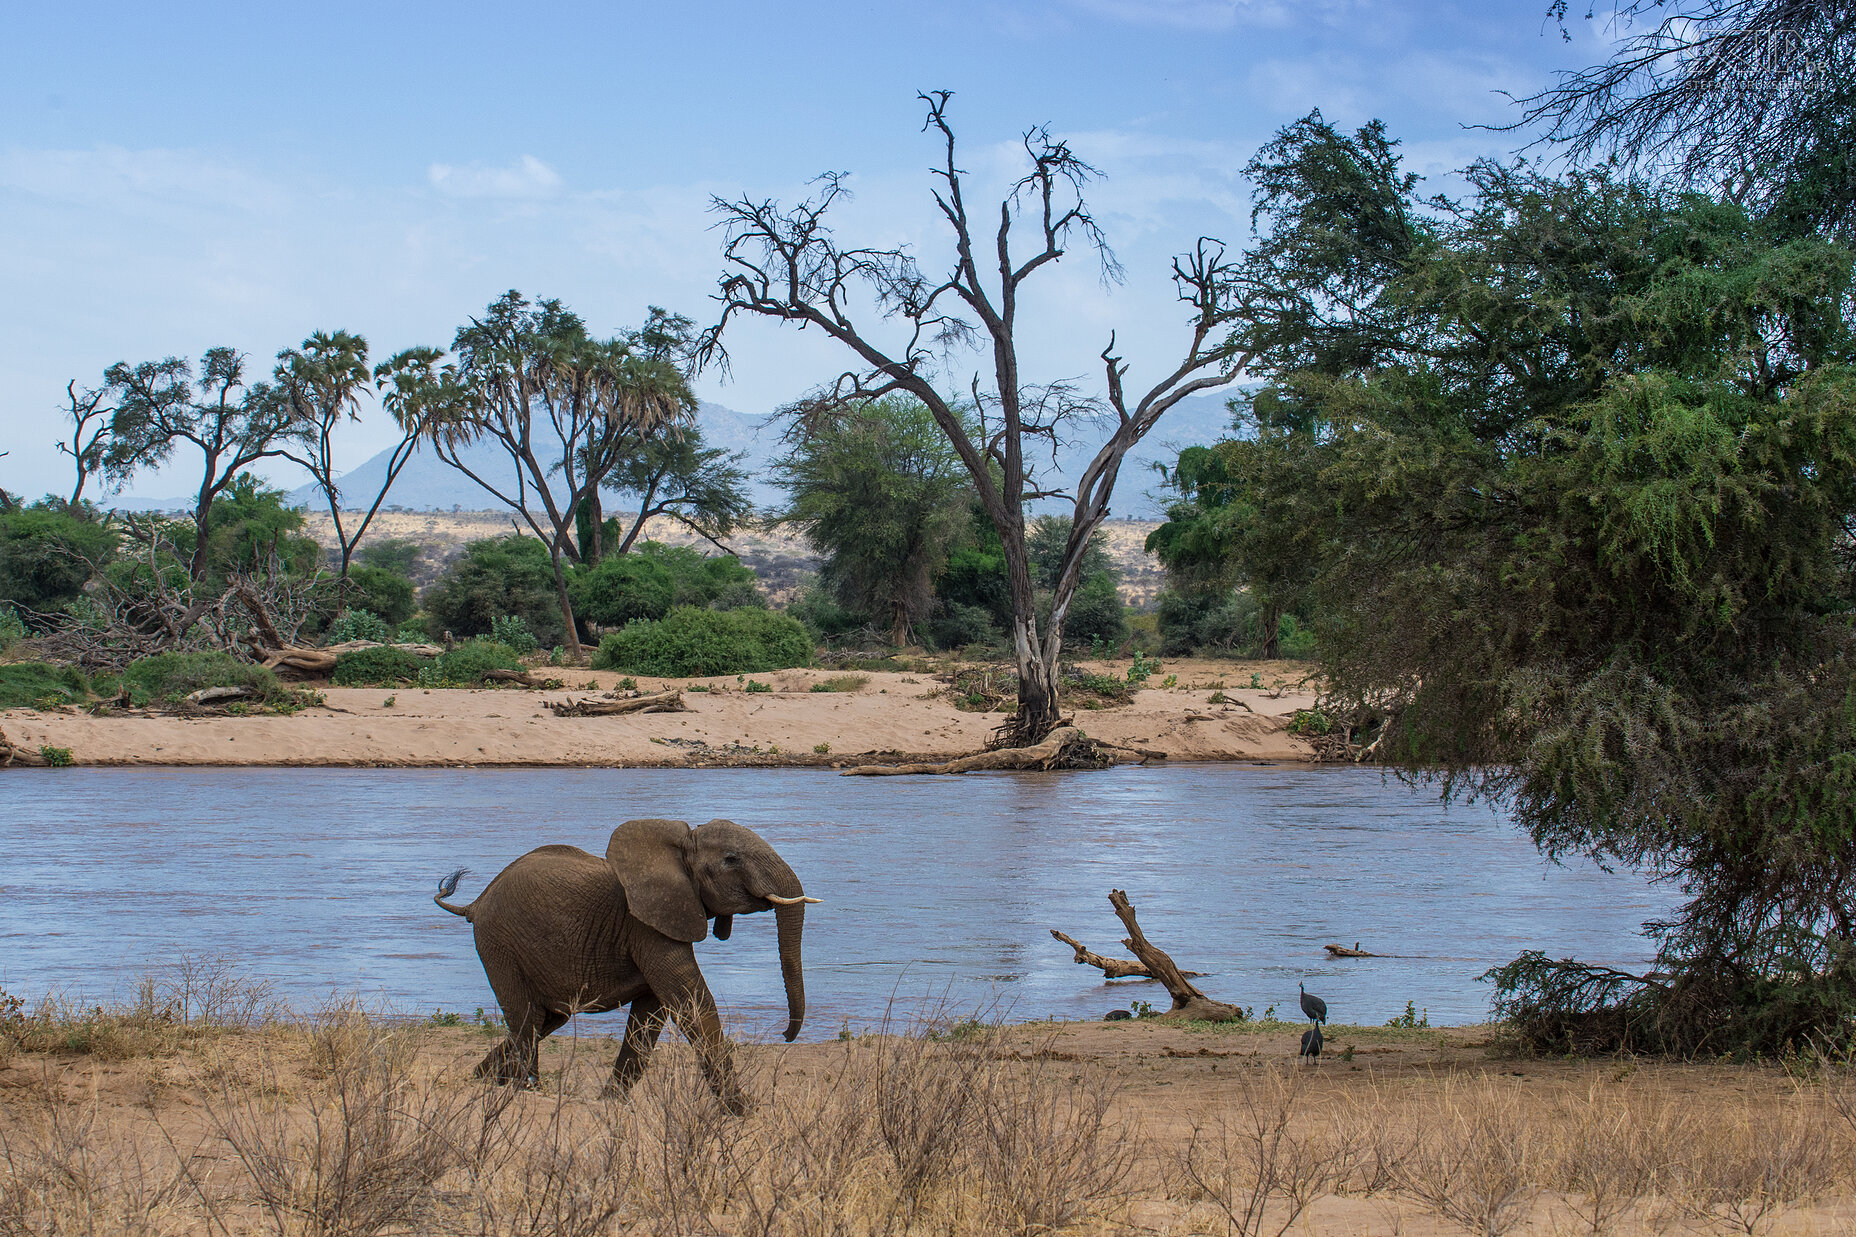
[{"left": 433, "top": 817, "right": 819, "bottom": 1112}]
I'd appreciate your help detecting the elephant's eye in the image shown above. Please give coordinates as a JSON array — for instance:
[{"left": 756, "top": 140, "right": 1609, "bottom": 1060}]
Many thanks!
[{"left": 722, "top": 852, "right": 742, "bottom": 868}]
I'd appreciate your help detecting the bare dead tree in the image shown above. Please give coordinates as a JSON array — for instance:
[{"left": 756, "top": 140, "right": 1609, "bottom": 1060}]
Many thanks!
[
  {"left": 57, "top": 381, "right": 116, "bottom": 506},
  {"left": 705, "top": 92, "right": 1253, "bottom": 743},
  {"left": 275, "top": 331, "right": 428, "bottom": 614},
  {"left": 1513, "top": 2, "right": 1856, "bottom": 226}
]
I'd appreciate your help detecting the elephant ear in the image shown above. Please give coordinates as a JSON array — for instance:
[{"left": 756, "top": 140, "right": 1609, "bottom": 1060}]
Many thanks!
[{"left": 606, "top": 819, "right": 707, "bottom": 943}]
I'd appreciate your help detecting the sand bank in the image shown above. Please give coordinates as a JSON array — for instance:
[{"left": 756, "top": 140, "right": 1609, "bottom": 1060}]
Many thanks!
[{"left": 1, "top": 659, "right": 1319, "bottom": 769}]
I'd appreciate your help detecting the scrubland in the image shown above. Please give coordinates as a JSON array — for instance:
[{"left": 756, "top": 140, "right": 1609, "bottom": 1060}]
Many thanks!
[{"left": 3, "top": 966, "right": 1854, "bottom": 1235}]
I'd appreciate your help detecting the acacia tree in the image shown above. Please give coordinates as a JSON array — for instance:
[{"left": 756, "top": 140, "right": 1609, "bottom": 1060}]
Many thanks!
[
  {"left": 274, "top": 330, "right": 429, "bottom": 613},
  {"left": 102, "top": 349, "right": 305, "bottom": 582},
  {"left": 706, "top": 92, "right": 1251, "bottom": 741},
  {"left": 600, "top": 424, "right": 753, "bottom": 558},
  {"left": 407, "top": 291, "right": 697, "bottom": 660}
]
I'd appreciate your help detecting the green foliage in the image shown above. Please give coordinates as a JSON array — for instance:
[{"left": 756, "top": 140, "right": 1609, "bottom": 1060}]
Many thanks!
[
  {"left": 0, "top": 608, "right": 25, "bottom": 653},
  {"left": 37, "top": 746, "right": 73, "bottom": 767},
  {"left": 924, "top": 600, "right": 999, "bottom": 653},
  {"left": 120, "top": 652, "right": 288, "bottom": 707},
  {"left": 422, "top": 535, "right": 563, "bottom": 647},
  {"left": 0, "top": 663, "right": 92, "bottom": 709},
  {"left": 597, "top": 421, "right": 754, "bottom": 555},
  {"left": 489, "top": 614, "right": 539, "bottom": 654},
  {"left": 593, "top": 606, "right": 813, "bottom": 677},
  {"left": 1125, "top": 652, "right": 1158, "bottom": 684},
  {"left": 432, "top": 640, "right": 526, "bottom": 685},
  {"left": 809, "top": 675, "right": 868, "bottom": 693},
  {"left": 1385, "top": 1001, "right": 1429, "bottom": 1029},
  {"left": 1064, "top": 572, "right": 1127, "bottom": 648},
  {"left": 342, "top": 566, "right": 416, "bottom": 627},
  {"left": 330, "top": 646, "right": 434, "bottom": 687},
  {"left": 200, "top": 475, "right": 318, "bottom": 579},
  {"left": 1287, "top": 709, "right": 1330, "bottom": 736},
  {"left": 785, "top": 585, "right": 867, "bottom": 644},
  {"left": 324, "top": 609, "right": 392, "bottom": 645},
  {"left": 773, "top": 397, "right": 975, "bottom": 643},
  {"left": 744, "top": 679, "right": 771, "bottom": 693},
  {"left": 0, "top": 506, "right": 118, "bottom": 617},
  {"left": 570, "top": 542, "right": 760, "bottom": 628},
  {"left": 1216, "top": 112, "right": 1856, "bottom": 1053}
]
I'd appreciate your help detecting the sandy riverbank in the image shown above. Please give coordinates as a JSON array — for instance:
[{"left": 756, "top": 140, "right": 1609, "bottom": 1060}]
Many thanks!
[{"left": 0, "top": 658, "right": 1319, "bottom": 769}]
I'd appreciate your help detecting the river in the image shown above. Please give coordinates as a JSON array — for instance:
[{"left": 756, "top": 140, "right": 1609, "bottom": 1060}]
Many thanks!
[{"left": 0, "top": 765, "right": 1670, "bottom": 1039}]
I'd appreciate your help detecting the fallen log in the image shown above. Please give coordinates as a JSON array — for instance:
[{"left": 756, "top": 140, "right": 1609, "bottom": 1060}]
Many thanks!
[
  {"left": 545, "top": 691, "right": 687, "bottom": 717},
  {"left": 1324, "top": 942, "right": 1379, "bottom": 958},
  {"left": 840, "top": 725, "right": 1113, "bottom": 776},
  {"left": 1107, "top": 888, "right": 1243, "bottom": 1022},
  {"left": 483, "top": 669, "right": 565, "bottom": 689},
  {"left": 261, "top": 640, "right": 447, "bottom": 677},
  {"left": 185, "top": 685, "right": 255, "bottom": 706},
  {"left": 0, "top": 727, "right": 50, "bottom": 767}
]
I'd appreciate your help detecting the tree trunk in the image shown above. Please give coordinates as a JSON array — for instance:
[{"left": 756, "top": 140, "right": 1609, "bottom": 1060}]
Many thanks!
[
  {"left": 1107, "top": 889, "right": 1243, "bottom": 1022},
  {"left": 549, "top": 544, "right": 583, "bottom": 662},
  {"left": 577, "top": 493, "right": 605, "bottom": 567}
]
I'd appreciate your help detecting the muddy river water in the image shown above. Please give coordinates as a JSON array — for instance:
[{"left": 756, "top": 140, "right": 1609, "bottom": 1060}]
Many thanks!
[{"left": 0, "top": 765, "right": 1671, "bottom": 1039}]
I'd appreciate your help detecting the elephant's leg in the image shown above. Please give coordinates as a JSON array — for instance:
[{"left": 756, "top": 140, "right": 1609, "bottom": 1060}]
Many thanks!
[
  {"left": 664, "top": 978, "right": 747, "bottom": 1115},
  {"left": 475, "top": 960, "right": 565, "bottom": 1086},
  {"left": 513, "top": 1009, "right": 569, "bottom": 1084},
  {"left": 607, "top": 992, "right": 668, "bottom": 1095}
]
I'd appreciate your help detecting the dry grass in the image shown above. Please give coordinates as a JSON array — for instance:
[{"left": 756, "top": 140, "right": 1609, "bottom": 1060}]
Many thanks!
[{"left": 3, "top": 987, "right": 1856, "bottom": 1235}]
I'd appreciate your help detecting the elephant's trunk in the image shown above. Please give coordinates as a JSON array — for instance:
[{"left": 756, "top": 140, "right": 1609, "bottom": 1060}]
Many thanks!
[{"left": 774, "top": 900, "right": 805, "bottom": 1042}]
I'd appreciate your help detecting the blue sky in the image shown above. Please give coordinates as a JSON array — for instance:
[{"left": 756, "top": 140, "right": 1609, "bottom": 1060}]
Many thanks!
[{"left": 0, "top": 1, "right": 1614, "bottom": 502}]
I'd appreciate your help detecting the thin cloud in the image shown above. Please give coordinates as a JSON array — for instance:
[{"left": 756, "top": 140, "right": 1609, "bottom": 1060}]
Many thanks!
[{"left": 426, "top": 154, "right": 563, "bottom": 200}]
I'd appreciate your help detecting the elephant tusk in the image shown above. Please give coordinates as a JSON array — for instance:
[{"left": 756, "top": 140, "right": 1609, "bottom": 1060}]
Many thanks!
[{"left": 765, "top": 893, "right": 821, "bottom": 906}]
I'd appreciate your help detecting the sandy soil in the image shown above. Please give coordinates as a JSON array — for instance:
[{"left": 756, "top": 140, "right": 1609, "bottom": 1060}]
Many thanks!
[
  {"left": 1, "top": 658, "right": 1318, "bottom": 769},
  {"left": 4, "top": 1018, "right": 1851, "bottom": 1235}
]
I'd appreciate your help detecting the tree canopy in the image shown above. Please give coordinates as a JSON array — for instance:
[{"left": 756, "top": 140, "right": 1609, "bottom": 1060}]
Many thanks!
[{"left": 1206, "top": 112, "right": 1856, "bottom": 1052}]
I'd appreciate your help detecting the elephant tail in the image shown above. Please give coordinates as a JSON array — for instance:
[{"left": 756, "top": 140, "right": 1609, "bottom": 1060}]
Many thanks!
[{"left": 434, "top": 868, "right": 474, "bottom": 919}]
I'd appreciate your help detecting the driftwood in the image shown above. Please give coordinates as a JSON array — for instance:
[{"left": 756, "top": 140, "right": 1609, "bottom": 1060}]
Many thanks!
[
  {"left": 545, "top": 691, "right": 687, "bottom": 717},
  {"left": 0, "top": 727, "right": 50, "bottom": 767},
  {"left": 483, "top": 669, "right": 564, "bottom": 689},
  {"left": 185, "top": 686, "right": 255, "bottom": 706},
  {"left": 1050, "top": 929, "right": 1206, "bottom": 980},
  {"left": 840, "top": 726, "right": 1113, "bottom": 776},
  {"left": 1108, "top": 889, "right": 1243, "bottom": 1022},
  {"left": 1324, "top": 943, "right": 1379, "bottom": 958},
  {"left": 262, "top": 640, "right": 447, "bottom": 677}
]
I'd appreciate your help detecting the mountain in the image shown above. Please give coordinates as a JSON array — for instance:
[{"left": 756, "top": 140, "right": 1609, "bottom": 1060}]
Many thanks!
[{"left": 111, "top": 390, "right": 1245, "bottom": 518}]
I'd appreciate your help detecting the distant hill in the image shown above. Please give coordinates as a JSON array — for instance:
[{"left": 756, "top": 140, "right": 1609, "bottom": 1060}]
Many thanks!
[{"left": 112, "top": 390, "right": 1245, "bottom": 518}]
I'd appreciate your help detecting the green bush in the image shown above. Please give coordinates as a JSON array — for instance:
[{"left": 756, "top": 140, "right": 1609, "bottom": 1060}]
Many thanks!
[
  {"left": 330, "top": 646, "right": 434, "bottom": 686},
  {"left": 0, "top": 507, "right": 118, "bottom": 617},
  {"left": 324, "top": 609, "right": 392, "bottom": 644},
  {"left": 571, "top": 555, "right": 676, "bottom": 627},
  {"left": 38, "top": 745, "right": 73, "bottom": 767},
  {"left": 787, "top": 586, "right": 868, "bottom": 643},
  {"left": 341, "top": 566, "right": 416, "bottom": 628},
  {"left": 0, "top": 607, "right": 26, "bottom": 653},
  {"left": 433, "top": 640, "right": 526, "bottom": 685},
  {"left": 571, "top": 543, "right": 763, "bottom": 629},
  {"left": 423, "top": 535, "right": 564, "bottom": 647},
  {"left": 0, "top": 663, "right": 91, "bottom": 709},
  {"left": 1063, "top": 573, "right": 1128, "bottom": 648},
  {"left": 593, "top": 607, "right": 813, "bottom": 677},
  {"left": 120, "top": 652, "right": 288, "bottom": 706},
  {"left": 489, "top": 614, "right": 539, "bottom": 654},
  {"left": 925, "top": 600, "right": 997, "bottom": 652}
]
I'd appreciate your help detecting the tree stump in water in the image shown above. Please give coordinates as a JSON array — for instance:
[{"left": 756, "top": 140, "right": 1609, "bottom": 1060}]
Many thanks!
[
  {"left": 1107, "top": 889, "right": 1243, "bottom": 1022},
  {"left": 1049, "top": 929, "right": 1206, "bottom": 980}
]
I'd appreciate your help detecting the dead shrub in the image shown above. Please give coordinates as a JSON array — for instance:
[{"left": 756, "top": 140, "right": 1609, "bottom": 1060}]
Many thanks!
[
  {"left": 1172, "top": 1064, "right": 1339, "bottom": 1237},
  {"left": 1671, "top": 1097, "right": 1840, "bottom": 1235},
  {"left": 1395, "top": 1075, "right": 1538, "bottom": 1237},
  {"left": 1539, "top": 1082, "right": 1676, "bottom": 1236},
  {"left": 205, "top": 1012, "right": 468, "bottom": 1236},
  {"left": 0, "top": 1069, "right": 190, "bottom": 1237}
]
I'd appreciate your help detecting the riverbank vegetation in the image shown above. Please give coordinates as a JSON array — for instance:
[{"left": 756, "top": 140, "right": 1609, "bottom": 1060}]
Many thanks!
[{"left": 3, "top": 975, "right": 1855, "bottom": 1236}]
